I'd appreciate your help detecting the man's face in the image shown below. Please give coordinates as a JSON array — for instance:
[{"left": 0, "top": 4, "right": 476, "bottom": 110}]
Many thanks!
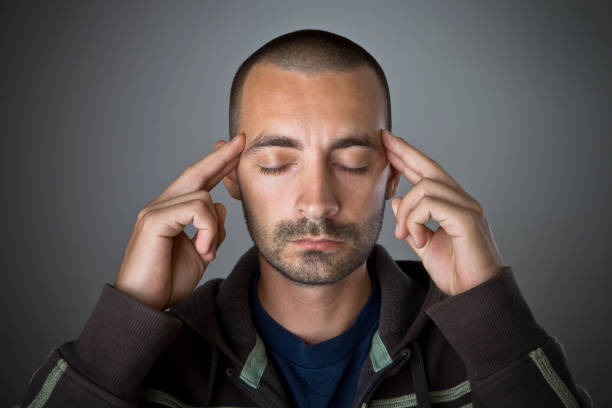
[{"left": 233, "top": 62, "right": 394, "bottom": 286}]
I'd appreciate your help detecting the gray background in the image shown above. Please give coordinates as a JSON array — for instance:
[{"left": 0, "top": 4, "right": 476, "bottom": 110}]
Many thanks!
[{"left": 2, "top": 0, "right": 610, "bottom": 405}]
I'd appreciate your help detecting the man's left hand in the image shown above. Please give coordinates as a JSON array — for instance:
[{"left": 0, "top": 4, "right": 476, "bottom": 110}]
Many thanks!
[{"left": 381, "top": 129, "right": 505, "bottom": 297}]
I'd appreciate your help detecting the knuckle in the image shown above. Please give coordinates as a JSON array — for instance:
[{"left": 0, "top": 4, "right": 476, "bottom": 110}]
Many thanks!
[
  {"left": 462, "top": 209, "right": 481, "bottom": 227},
  {"left": 397, "top": 198, "right": 409, "bottom": 214},
  {"left": 138, "top": 209, "right": 158, "bottom": 229},
  {"left": 420, "top": 195, "right": 432, "bottom": 206},
  {"left": 196, "top": 190, "right": 212, "bottom": 202},
  {"left": 414, "top": 178, "right": 432, "bottom": 199},
  {"left": 405, "top": 202, "right": 418, "bottom": 221},
  {"left": 420, "top": 176, "right": 434, "bottom": 186},
  {"left": 191, "top": 202, "right": 218, "bottom": 231},
  {"left": 136, "top": 207, "right": 148, "bottom": 222},
  {"left": 189, "top": 198, "right": 210, "bottom": 215}
]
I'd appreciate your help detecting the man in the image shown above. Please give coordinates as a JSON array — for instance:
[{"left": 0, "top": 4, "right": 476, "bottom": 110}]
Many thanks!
[{"left": 19, "top": 29, "right": 590, "bottom": 408}]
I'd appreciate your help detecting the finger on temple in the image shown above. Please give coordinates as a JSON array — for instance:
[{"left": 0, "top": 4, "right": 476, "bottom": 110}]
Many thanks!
[
  {"left": 382, "top": 129, "right": 462, "bottom": 191},
  {"left": 156, "top": 134, "right": 245, "bottom": 203}
]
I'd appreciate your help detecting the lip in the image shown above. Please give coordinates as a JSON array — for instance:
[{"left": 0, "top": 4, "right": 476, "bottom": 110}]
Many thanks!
[{"left": 291, "top": 238, "right": 343, "bottom": 251}]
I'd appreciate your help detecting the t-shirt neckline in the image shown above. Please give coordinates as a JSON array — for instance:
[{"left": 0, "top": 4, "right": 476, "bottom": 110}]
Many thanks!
[{"left": 250, "top": 266, "right": 381, "bottom": 369}]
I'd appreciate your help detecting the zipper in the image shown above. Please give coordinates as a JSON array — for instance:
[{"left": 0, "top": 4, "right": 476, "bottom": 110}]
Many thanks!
[
  {"left": 353, "top": 349, "right": 411, "bottom": 408},
  {"left": 226, "top": 368, "right": 286, "bottom": 408}
]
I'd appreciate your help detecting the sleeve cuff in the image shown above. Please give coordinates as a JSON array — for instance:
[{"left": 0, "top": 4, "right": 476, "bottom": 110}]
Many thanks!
[
  {"left": 425, "top": 267, "right": 549, "bottom": 379},
  {"left": 59, "top": 283, "right": 183, "bottom": 401}
]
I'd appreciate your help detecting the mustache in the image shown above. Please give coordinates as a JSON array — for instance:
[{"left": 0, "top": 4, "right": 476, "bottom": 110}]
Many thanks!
[{"left": 274, "top": 218, "right": 359, "bottom": 242}]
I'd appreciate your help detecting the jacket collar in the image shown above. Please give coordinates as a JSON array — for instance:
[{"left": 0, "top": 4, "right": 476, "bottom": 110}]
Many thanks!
[
  {"left": 171, "top": 244, "right": 443, "bottom": 361},
  {"left": 168, "top": 246, "right": 260, "bottom": 367},
  {"left": 170, "top": 243, "right": 445, "bottom": 408},
  {"left": 368, "top": 245, "right": 446, "bottom": 357}
]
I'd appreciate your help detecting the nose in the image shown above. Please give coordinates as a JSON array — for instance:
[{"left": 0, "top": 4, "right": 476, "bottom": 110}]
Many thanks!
[{"left": 295, "top": 161, "right": 340, "bottom": 220}]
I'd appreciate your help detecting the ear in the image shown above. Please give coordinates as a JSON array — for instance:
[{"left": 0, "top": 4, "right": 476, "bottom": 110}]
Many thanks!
[
  {"left": 384, "top": 165, "right": 400, "bottom": 200},
  {"left": 223, "top": 169, "right": 241, "bottom": 200},
  {"left": 213, "top": 139, "right": 241, "bottom": 200}
]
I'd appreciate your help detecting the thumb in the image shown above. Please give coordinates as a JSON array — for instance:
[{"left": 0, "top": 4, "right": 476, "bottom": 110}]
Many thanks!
[
  {"left": 191, "top": 229, "right": 212, "bottom": 262},
  {"left": 213, "top": 202, "right": 227, "bottom": 247}
]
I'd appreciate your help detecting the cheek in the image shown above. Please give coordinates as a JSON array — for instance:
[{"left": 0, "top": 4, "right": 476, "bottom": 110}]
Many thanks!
[
  {"left": 340, "top": 173, "right": 388, "bottom": 219},
  {"left": 337, "top": 161, "right": 389, "bottom": 202}
]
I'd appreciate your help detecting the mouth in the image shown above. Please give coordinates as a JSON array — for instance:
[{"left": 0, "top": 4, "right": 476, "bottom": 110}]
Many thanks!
[{"left": 290, "top": 237, "right": 343, "bottom": 251}]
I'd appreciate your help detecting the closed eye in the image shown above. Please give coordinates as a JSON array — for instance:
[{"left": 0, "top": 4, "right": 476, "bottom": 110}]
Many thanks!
[
  {"left": 259, "top": 165, "right": 291, "bottom": 175},
  {"left": 336, "top": 165, "right": 368, "bottom": 174},
  {"left": 258, "top": 164, "right": 368, "bottom": 176}
]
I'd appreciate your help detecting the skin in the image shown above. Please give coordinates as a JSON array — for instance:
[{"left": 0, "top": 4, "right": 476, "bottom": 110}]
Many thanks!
[{"left": 114, "top": 61, "right": 506, "bottom": 346}]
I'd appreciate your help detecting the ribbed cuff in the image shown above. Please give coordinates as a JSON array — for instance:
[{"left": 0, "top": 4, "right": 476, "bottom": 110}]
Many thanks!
[
  {"left": 60, "top": 283, "right": 183, "bottom": 401},
  {"left": 425, "top": 267, "right": 548, "bottom": 379}
]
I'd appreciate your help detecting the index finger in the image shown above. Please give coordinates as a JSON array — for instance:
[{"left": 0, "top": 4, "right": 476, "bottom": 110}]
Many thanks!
[
  {"left": 154, "top": 133, "right": 245, "bottom": 204},
  {"left": 380, "top": 129, "right": 463, "bottom": 191}
]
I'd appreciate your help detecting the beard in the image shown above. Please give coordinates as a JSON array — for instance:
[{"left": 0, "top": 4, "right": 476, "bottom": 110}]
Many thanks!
[{"left": 240, "top": 193, "right": 385, "bottom": 286}]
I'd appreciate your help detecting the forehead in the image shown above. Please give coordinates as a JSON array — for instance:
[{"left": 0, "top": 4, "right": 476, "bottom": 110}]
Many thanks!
[{"left": 239, "top": 63, "right": 386, "bottom": 148}]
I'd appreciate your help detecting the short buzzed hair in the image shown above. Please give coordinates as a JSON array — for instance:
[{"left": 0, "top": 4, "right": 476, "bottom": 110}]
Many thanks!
[{"left": 228, "top": 29, "right": 392, "bottom": 139}]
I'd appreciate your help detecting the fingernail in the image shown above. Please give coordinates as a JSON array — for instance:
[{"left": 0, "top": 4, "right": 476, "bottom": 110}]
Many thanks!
[{"left": 391, "top": 199, "right": 400, "bottom": 216}]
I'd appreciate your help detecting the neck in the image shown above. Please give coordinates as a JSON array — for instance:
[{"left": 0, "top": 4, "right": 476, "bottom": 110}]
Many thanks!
[{"left": 256, "top": 253, "right": 372, "bottom": 345}]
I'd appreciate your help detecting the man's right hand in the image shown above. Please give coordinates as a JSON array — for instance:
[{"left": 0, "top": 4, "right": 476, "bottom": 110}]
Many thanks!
[{"left": 113, "top": 134, "right": 245, "bottom": 310}]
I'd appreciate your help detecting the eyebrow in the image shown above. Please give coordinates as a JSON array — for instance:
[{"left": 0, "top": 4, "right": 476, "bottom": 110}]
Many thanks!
[{"left": 243, "top": 133, "right": 379, "bottom": 157}]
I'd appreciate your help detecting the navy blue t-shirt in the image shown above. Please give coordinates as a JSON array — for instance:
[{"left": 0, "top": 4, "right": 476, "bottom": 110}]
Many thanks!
[{"left": 250, "top": 269, "right": 381, "bottom": 408}]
